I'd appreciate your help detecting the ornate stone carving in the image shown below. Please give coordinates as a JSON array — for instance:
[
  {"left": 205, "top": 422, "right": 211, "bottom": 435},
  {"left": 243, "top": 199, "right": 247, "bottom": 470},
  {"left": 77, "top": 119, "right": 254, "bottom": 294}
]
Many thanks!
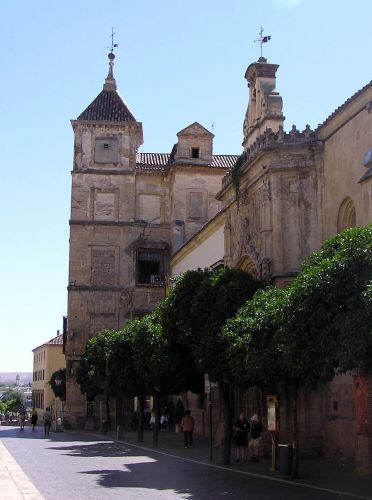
[{"left": 259, "top": 257, "right": 272, "bottom": 281}]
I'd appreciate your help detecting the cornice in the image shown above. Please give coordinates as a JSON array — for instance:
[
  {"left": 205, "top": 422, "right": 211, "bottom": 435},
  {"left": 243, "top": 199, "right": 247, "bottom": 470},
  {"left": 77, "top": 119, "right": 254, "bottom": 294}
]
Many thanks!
[{"left": 69, "top": 219, "right": 169, "bottom": 229}]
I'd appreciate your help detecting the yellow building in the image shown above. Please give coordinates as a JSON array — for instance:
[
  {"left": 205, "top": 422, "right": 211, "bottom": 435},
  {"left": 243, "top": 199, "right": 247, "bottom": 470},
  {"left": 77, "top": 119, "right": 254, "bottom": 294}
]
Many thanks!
[{"left": 32, "top": 333, "right": 65, "bottom": 420}]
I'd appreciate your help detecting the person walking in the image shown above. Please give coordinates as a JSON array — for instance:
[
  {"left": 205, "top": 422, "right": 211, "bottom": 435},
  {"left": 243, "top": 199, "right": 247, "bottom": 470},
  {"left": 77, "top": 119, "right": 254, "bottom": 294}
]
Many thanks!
[
  {"left": 30, "top": 408, "right": 38, "bottom": 430},
  {"left": 233, "top": 412, "right": 250, "bottom": 462},
  {"left": 149, "top": 409, "right": 156, "bottom": 430},
  {"left": 181, "top": 410, "right": 194, "bottom": 448},
  {"left": 160, "top": 411, "right": 169, "bottom": 431},
  {"left": 18, "top": 405, "right": 27, "bottom": 431},
  {"left": 43, "top": 407, "right": 52, "bottom": 437},
  {"left": 248, "top": 414, "right": 263, "bottom": 462}
]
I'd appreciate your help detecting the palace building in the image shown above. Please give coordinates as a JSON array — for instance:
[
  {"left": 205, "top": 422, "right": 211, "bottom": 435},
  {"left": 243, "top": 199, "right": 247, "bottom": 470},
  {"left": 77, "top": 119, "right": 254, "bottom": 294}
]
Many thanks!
[
  {"left": 64, "top": 51, "right": 237, "bottom": 427},
  {"left": 64, "top": 50, "right": 371, "bottom": 467}
]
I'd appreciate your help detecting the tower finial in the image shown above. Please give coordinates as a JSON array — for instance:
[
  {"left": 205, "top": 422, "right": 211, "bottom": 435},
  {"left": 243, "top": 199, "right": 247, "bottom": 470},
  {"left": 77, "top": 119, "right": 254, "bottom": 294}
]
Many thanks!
[
  {"left": 103, "top": 27, "right": 118, "bottom": 91},
  {"left": 254, "top": 27, "right": 271, "bottom": 60}
]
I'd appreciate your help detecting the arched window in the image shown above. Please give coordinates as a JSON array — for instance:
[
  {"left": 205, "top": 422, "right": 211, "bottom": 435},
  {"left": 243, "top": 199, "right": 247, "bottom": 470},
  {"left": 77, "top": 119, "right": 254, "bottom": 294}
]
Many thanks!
[
  {"left": 237, "top": 255, "right": 258, "bottom": 278},
  {"left": 337, "top": 197, "right": 356, "bottom": 233}
]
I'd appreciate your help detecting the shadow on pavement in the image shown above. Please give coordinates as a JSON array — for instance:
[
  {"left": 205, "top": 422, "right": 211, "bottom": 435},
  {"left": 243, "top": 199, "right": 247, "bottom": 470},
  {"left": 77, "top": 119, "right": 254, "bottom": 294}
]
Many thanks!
[
  {"left": 0, "top": 426, "right": 107, "bottom": 444},
  {"left": 49, "top": 441, "right": 132, "bottom": 458}
]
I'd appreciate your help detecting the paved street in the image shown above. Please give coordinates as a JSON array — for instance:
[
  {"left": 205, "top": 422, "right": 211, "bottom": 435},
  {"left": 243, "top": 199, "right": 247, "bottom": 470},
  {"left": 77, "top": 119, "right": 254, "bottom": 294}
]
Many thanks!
[{"left": 0, "top": 426, "right": 371, "bottom": 500}]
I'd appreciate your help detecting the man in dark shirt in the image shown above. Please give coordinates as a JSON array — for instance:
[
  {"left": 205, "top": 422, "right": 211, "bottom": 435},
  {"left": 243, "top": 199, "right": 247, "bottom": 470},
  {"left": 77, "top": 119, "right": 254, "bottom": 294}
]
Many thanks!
[{"left": 249, "top": 414, "right": 263, "bottom": 462}]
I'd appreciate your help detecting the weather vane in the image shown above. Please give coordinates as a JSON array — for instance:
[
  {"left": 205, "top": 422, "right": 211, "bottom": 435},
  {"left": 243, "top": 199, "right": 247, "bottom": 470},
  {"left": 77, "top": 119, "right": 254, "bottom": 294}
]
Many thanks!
[
  {"left": 254, "top": 27, "right": 271, "bottom": 58},
  {"left": 107, "top": 27, "right": 119, "bottom": 53}
]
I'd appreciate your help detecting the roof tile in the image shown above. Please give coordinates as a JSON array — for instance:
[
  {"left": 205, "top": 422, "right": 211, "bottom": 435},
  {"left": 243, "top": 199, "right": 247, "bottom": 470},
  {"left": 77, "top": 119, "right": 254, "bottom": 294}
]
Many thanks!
[
  {"left": 136, "top": 153, "right": 238, "bottom": 171},
  {"left": 77, "top": 90, "right": 136, "bottom": 122}
]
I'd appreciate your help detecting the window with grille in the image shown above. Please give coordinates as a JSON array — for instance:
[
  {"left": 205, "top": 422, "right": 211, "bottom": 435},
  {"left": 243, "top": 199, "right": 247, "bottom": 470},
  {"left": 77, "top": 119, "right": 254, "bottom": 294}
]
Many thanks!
[{"left": 137, "top": 250, "right": 163, "bottom": 285}]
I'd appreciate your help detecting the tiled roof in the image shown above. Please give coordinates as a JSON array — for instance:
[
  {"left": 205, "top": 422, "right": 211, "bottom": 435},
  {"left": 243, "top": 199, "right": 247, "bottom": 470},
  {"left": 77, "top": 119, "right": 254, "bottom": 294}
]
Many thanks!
[
  {"left": 47, "top": 334, "right": 63, "bottom": 345},
  {"left": 211, "top": 155, "right": 239, "bottom": 169},
  {"left": 136, "top": 153, "right": 238, "bottom": 171},
  {"left": 77, "top": 90, "right": 136, "bottom": 122},
  {"left": 136, "top": 153, "right": 170, "bottom": 170},
  {"left": 316, "top": 80, "right": 372, "bottom": 131}
]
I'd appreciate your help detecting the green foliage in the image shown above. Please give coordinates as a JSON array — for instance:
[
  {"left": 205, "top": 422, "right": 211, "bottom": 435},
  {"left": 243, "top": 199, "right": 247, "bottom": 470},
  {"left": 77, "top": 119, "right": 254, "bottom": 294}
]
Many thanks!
[
  {"left": 190, "top": 267, "right": 264, "bottom": 383},
  {"left": 49, "top": 369, "right": 66, "bottom": 401},
  {"left": 224, "top": 225, "right": 372, "bottom": 390},
  {"left": 157, "top": 267, "right": 263, "bottom": 387},
  {"left": 231, "top": 153, "right": 245, "bottom": 207},
  {"left": 281, "top": 225, "right": 372, "bottom": 381},
  {"left": 224, "top": 286, "right": 287, "bottom": 388},
  {"left": 110, "top": 315, "right": 166, "bottom": 398},
  {"left": 156, "top": 270, "right": 207, "bottom": 393},
  {"left": 0, "top": 389, "right": 24, "bottom": 406},
  {"left": 5, "top": 399, "right": 20, "bottom": 413},
  {"left": 76, "top": 330, "right": 119, "bottom": 400}
]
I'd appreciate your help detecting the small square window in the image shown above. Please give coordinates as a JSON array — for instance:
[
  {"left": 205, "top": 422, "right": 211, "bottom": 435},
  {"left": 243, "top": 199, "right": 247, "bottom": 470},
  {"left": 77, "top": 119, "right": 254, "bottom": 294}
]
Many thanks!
[
  {"left": 137, "top": 250, "right": 163, "bottom": 285},
  {"left": 103, "top": 143, "right": 109, "bottom": 149},
  {"left": 191, "top": 147, "right": 200, "bottom": 159}
]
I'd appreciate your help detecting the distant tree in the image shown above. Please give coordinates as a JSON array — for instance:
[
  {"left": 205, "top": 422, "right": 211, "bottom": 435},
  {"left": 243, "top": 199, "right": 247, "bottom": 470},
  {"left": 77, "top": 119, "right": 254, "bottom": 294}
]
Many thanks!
[
  {"left": 1, "top": 389, "right": 24, "bottom": 407},
  {"left": 49, "top": 369, "right": 66, "bottom": 401},
  {"left": 6, "top": 399, "right": 20, "bottom": 413}
]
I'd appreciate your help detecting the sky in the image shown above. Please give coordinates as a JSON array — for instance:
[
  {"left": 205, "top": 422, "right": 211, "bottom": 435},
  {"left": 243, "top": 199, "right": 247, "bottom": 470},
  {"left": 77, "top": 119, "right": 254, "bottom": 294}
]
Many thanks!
[{"left": 0, "top": 0, "right": 371, "bottom": 372}]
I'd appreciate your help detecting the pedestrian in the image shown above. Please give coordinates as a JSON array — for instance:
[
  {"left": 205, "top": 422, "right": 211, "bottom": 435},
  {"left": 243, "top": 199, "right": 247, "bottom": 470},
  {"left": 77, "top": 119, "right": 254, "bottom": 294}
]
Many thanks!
[
  {"left": 175, "top": 398, "right": 185, "bottom": 433},
  {"left": 30, "top": 408, "right": 38, "bottom": 430},
  {"left": 150, "top": 408, "right": 156, "bottom": 430},
  {"left": 248, "top": 414, "right": 263, "bottom": 462},
  {"left": 181, "top": 409, "right": 194, "bottom": 448},
  {"left": 160, "top": 411, "right": 169, "bottom": 431},
  {"left": 18, "top": 405, "right": 27, "bottom": 431},
  {"left": 43, "top": 407, "right": 52, "bottom": 437},
  {"left": 233, "top": 412, "right": 250, "bottom": 462}
]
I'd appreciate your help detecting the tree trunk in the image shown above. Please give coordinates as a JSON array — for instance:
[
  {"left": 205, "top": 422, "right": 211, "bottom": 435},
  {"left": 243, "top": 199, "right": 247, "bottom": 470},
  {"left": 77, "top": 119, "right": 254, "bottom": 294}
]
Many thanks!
[
  {"left": 153, "top": 391, "right": 159, "bottom": 447},
  {"left": 116, "top": 396, "right": 123, "bottom": 427},
  {"left": 220, "top": 383, "right": 232, "bottom": 465},
  {"left": 105, "top": 393, "right": 111, "bottom": 430},
  {"left": 137, "top": 396, "right": 145, "bottom": 443},
  {"left": 292, "top": 381, "right": 300, "bottom": 479}
]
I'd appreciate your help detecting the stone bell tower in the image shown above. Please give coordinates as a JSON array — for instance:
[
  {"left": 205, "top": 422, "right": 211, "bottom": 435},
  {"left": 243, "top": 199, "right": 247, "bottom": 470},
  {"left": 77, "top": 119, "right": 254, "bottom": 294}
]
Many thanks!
[
  {"left": 242, "top": 57, "right": 284, "bottom": 149},
  {"left": 65, "top": 51, "right": 143, "bottom": 427}
]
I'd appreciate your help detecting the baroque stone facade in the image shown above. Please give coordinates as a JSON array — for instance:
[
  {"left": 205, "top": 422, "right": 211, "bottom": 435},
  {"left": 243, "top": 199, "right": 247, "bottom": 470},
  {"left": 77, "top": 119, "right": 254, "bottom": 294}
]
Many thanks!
[
  {"left": 64, "top": 53, "right": 237, "bottom": 426},
  {"left": 169, "top": 57, "right": 371, "bottom": 464}
]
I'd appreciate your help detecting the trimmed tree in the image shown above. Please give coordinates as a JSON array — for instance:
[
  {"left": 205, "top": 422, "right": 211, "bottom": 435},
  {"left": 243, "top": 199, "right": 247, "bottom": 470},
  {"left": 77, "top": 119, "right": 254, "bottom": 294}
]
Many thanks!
[
  {"left": 76, "top": 330, "right": 118, "bottom": 428},
  {"left": 224, "top": 286, "right": 287, "bottom": 390},
  {"left": 278, "top": 226, "right": 372, "bottom": 477},
  {"left": 158, "top": 267, "right": 263, "bottom": 464},
  {"left": 108, "top": 315, "right": 167, "bottom": 443},
  {"left": 156, "top": 270, "right": 207, "bottom": 396}
]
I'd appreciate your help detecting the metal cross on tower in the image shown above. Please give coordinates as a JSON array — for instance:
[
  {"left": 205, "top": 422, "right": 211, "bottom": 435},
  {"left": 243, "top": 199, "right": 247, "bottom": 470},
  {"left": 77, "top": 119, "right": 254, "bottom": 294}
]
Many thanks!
[
  {"left": 254, "top": 27, "right": 271, "bottom": 58},
  {"left": 107, "top": 27, "right": 119, "bottom": 53}
]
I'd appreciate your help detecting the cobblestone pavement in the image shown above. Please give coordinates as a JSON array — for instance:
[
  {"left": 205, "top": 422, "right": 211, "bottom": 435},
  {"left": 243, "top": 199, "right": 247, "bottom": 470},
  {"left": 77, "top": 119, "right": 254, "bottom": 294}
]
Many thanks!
[{"left": 0, "top": 426, "right": 371, "bottom": 500}]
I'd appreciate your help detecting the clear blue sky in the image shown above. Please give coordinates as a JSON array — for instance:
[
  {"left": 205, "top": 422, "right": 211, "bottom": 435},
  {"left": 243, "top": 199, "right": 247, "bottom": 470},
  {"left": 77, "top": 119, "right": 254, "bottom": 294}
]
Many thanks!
[{"left": 1, "top": 0, "right": 371, "bottom": 372}]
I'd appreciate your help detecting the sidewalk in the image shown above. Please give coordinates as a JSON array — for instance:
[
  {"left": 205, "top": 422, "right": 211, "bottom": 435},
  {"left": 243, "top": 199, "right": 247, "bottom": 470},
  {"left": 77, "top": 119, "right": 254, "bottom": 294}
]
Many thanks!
[
  {"left": 93, "top": 428, "right": 372, "bottom": 500},
  {"left": 0, "top": 440, "right": 43, "bottom": 500}
]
